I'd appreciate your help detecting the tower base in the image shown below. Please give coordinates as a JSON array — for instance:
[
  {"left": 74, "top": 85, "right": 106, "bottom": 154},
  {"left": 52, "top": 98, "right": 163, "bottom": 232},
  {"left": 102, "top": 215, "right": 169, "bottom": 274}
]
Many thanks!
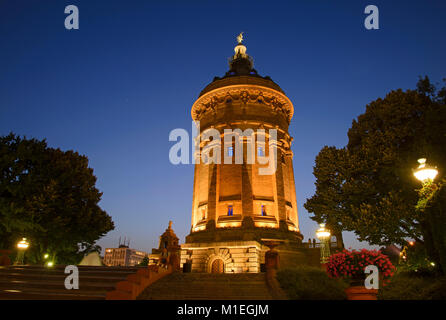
[{"left": 180, "top": 239, "right": 323, "bottom": 273}]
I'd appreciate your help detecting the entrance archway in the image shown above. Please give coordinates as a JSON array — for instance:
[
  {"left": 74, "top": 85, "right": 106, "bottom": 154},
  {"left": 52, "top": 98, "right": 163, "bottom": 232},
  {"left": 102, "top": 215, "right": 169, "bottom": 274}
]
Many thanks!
[{"left": 211, "top": 258, "right": 224, "bottom": 273}]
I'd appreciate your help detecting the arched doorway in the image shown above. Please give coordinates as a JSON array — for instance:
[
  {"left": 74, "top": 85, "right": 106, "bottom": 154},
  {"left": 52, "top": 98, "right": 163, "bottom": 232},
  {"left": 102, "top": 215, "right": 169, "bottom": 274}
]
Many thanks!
[{"left": 211, "top": 258, "right": 224, "bottom": 273}]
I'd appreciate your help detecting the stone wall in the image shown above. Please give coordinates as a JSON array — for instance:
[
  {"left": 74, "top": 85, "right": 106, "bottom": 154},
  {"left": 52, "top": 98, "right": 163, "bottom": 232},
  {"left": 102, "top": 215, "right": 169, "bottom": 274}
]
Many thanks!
[
  {"left": 180, "top": 241, "right": 263, "bottom": 273},
  {"left": 180, "top": 240, "right": 332, "bottom": 273}
]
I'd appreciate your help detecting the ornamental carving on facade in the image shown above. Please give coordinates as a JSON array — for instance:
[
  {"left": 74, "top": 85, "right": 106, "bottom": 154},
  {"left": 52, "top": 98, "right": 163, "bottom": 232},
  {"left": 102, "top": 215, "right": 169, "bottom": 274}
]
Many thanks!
[{"left": 192, "top": 85, "right": 294, "bottom": 123}]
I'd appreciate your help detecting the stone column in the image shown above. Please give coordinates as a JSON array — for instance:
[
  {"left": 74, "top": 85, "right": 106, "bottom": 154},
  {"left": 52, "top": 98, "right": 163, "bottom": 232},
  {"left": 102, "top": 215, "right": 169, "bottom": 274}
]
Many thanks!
[
  {"left": 241, "top": 136, "right": 254, "bottom": 228},
  {"left": 274, "top": 149, "right": 287, "bottom": 224},
  {"left": 207, "top": 163, "right": 218, "bottom": 225}
]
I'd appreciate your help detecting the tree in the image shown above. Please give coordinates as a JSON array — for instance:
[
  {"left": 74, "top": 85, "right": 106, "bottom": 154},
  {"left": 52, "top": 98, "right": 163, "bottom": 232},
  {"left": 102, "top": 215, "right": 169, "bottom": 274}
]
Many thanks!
[
  {"left": 305, "top": 77, "right": 446, "bottom": 270},
  {"left": 0, "top": 133, "right": 114, "bottom": 264},
  {"left": 304, "top": 146, "right": 348, "bottom": 247},
  {"left": 416, "top": 178, "right": 446, "bottom": 274},
  {"left": 138, "top": 256, "right": 149, "bottom": 266}
]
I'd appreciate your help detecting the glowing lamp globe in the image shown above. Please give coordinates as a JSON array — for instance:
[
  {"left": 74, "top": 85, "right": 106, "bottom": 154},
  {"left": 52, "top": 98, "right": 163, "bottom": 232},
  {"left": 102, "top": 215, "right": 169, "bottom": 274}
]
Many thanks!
[
  {"left": 414, "top": 158, "right": 438, "bottom": 183},
  {"left": 316, "top": 224, "right": 331, "bottom": 240},
  {"left": 17, "top": 238, "right": 29, "bottom": 250}
]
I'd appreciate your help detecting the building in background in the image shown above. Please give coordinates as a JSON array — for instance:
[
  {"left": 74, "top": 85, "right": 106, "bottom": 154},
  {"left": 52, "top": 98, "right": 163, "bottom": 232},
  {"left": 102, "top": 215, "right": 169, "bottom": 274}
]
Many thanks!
[{"left": 103, "top": 240, "right": 148, "bottom": 267}]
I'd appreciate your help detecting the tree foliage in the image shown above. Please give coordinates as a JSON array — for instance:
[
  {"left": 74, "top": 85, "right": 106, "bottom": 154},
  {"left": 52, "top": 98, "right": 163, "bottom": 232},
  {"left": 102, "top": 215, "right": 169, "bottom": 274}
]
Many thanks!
[
  {"left": 420, "top": 178, "right": 446, "bottom": 274},
  {"left": 0, "top": 133, "right": 114, "bottom": 264},
  {"left": 138, "top": 256, "right": 149, "bottom": 266},
  {"left": 305, "top": 77, "right": 446, "bottom": 248}
]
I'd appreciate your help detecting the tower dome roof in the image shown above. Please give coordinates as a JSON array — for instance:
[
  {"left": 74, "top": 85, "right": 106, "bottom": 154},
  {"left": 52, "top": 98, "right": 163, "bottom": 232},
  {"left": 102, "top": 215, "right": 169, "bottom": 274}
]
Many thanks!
[{"left": 199, "top": 34, "right": 285, "bottom": 97}]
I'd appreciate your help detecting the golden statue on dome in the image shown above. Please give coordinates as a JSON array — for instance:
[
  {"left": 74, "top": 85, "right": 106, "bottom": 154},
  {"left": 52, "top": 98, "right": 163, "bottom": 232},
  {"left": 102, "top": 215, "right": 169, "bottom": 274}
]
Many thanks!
[{"left": 236, "top": 32, "right": 244, "bottom": 44}]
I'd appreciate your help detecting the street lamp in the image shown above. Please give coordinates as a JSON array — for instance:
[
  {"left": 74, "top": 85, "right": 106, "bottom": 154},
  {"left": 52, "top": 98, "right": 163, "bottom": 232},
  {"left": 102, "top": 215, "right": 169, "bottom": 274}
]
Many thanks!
[
  {"left": 15, "top": 238, "right": 29, "bottom": 265},
  {"left": 414, "top": 158, "right": 438, "bottom": 183},
  {"left": 316, "top": 223, "right": 331, "bottom": 264},
  {"left": 413, "top": 157, "right": 444, "bottom": 272}
]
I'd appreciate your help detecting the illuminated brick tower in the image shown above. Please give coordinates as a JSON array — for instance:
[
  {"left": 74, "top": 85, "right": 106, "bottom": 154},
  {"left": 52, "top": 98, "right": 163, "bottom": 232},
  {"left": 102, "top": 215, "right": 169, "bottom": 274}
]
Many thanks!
[{"left": 180, "top": 34, "right": 304, "bottom": 273}]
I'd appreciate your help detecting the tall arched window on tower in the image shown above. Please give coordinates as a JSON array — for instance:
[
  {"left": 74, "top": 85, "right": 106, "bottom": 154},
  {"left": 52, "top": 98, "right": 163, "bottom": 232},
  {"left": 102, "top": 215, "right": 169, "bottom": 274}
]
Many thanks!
[
  {"left": 227, "top": 205, "right": 233, "bottom": 216},
  {"left": 228, "top": 146, "right": 234, "bottom": 157},
  {"left": 261, "top": 205, "right": 267, "bottom": 216},
  {"left": 257, "top": 146, "right": 265, "bottom": 157}
]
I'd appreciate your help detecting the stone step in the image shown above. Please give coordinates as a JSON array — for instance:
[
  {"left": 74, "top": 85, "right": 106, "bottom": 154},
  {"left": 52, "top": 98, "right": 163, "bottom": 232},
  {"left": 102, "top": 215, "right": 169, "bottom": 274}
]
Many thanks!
[
  {"left": 0, "top": 269, "right": 137, "bottom": 279},
  {"left": 0, "top": 289, "right": 105, "bottom": 300},
  {"left": 142, "top": 296, "right": 272, "bottom": 300},
  {"left": 1, "top": 274, "right": 129, "bottom": 283},
  {"left": 144, "top": 288, "right": 271, "bottom": 296},
  {"left": 0, "top": 265, "right": 141, "bottom": 300},
  {"left": 157, "top": 273, "right": 266, "bottom": 280},
  {"left": 138, "top": 272, "right": 273, "bottom": 300},
  {"left": 0, "top": 279, "right": 116, "bottom": 292},
  {"left": 1, "top": 265, "right": 141, "bottom": 271},
  {"left": 0, "top": 270, "right": 134, "bottom": 279},
  {"left": 143, "top": 292, "right": 272, "bottom": 299}
]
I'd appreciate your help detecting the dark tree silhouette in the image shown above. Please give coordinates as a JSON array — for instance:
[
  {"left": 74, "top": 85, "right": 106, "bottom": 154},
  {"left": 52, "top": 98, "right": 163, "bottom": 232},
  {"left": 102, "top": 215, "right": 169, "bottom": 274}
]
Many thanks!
[
  {"left": 305, "top": 77, "right": 446, "bottom": 271},
  {"left": 0, "top": 133, "right": 114, "bottom": 264}
]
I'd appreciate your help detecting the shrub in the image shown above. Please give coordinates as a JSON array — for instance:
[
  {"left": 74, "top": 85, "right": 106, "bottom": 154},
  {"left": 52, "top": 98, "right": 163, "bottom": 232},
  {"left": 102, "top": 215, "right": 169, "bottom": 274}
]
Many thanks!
[
  {"left": 276, "top": 266, "right": 348, "bottom": 300},
  {"left": 138, "top": 256, "right": 149, "bottom": 266},
  {"left": 378, "top": 271, "right": 446, "bottom": 300},
  {"left": 327, "top": 249, "right": 395, "bottom": 285},
  {"left": 398, "top": 242, "right": 435, "bottom": 272}
]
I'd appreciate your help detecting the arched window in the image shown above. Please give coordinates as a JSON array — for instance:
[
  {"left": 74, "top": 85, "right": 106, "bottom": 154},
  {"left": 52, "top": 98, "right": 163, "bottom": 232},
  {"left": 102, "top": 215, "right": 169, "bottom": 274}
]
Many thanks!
[
  {"left": 261, "top": 205, "right": 266, "bottom": 216},
  {"left": 227, "top": 205, "right": 233, "bottom": 216}
]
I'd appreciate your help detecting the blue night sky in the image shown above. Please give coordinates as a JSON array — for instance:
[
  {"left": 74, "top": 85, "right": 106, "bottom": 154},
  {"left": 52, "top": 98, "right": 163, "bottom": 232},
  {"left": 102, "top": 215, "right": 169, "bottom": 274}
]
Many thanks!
[{"left": 1, "top": 1, "right": 445, "bottom": 254}]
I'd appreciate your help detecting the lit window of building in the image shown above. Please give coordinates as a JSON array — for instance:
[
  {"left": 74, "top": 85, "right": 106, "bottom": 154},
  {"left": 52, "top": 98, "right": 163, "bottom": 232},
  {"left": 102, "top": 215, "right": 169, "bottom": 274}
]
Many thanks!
[{"left": 103, "top": 247, "right": 148, "bottom": 267}]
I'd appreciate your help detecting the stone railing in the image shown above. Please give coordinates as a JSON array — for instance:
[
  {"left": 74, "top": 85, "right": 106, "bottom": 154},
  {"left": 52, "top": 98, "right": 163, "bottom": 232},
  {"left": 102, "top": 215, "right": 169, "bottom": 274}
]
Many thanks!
[
  {"left": 302, "top": 241, "right": 339, "bottom": 249},
  {"left": 106, "top": 264, "right": 173, "bottom": 300},
  {"left": 107, "top": 245, "right": 181, "bottom": 300}
]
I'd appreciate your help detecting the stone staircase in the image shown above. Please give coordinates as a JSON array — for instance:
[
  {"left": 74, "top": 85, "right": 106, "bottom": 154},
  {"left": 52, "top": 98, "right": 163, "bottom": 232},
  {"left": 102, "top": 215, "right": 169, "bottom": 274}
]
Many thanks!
[
  {"left": 137, "top": 272, "right": 274, "bottom": 300},
  {"left": 0, "top": 265, "right": 141, "bottom": 300}
]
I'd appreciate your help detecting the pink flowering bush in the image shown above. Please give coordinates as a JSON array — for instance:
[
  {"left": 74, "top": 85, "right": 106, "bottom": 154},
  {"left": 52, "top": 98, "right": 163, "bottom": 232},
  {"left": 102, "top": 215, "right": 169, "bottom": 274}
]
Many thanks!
[{"left": 326, "top": 249, "right": 395, "bottom": 286}]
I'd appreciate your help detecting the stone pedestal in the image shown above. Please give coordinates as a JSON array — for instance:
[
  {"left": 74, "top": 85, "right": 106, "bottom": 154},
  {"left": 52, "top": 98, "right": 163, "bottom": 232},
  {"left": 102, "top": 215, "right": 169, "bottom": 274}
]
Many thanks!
[
  {"left": 0, "top": 250, "right": 12, "bottom": 266},
  {"left": 167, "top": 244, "right": 181, "bottom": 271}
]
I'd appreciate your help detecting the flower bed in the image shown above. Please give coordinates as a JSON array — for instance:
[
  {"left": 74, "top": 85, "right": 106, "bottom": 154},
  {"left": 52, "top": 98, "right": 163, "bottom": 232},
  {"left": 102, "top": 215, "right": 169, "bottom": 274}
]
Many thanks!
[{"left": 326, "top": 249, "right": 395, "bottom": 286}]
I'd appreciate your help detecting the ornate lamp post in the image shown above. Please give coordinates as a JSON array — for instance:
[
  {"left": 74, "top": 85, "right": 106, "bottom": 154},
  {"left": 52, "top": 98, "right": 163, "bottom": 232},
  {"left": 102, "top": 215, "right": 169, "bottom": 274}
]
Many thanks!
[
  {"left": 413, "top": 158, "right": 439, "bottom": 210},
  {"left": 15, "top": 238, "right": 29, "bottom": 265},
  {"left": 316, "top": 224, "right": 331, "bottom": 264},
  {"left": 413, "top": 158, "right": 445, "bottom": 272}
]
